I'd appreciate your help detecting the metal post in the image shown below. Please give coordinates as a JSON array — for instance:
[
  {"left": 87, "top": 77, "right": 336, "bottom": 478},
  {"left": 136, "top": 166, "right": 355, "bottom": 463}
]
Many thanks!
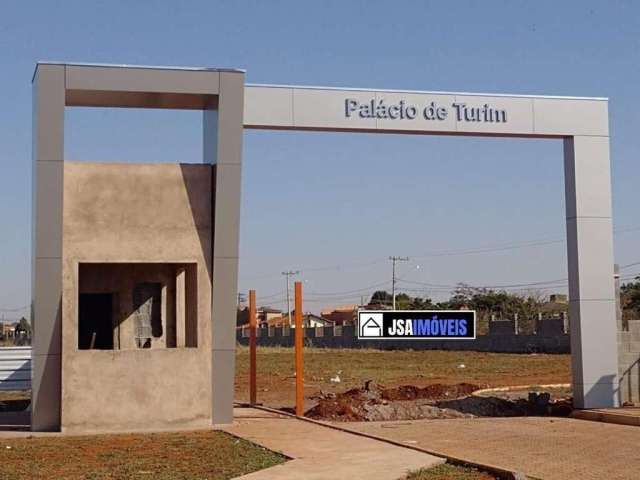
[
  {"left": 294, "top": 281, "right": 304, "bottom": 416},
  {"left": 249, "top": 289, "right": 257, "bottom": 405}
]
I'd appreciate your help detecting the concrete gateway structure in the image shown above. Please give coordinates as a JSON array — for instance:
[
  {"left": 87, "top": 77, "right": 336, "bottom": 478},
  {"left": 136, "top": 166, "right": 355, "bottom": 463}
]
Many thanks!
[{"left": 32, "top": 62, "right": 618, "bottom": 431}]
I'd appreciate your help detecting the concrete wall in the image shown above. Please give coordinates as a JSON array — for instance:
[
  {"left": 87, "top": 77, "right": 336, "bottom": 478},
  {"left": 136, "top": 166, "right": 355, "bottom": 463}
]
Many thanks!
[
  {"left": 237, "top": 324, "right": 570, "bottom": 354},
  {"left": 61, "top": 162, "right": 212, "bottom": 432},
  {"left": 618, "top": 319, "right": 640, "bottom": 405}
]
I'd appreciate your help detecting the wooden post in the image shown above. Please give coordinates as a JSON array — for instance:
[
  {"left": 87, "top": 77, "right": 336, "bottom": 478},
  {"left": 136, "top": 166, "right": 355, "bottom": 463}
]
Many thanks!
[
  {"left": 294, "top": 281, "right": 304, "bottom": 416},
  {"left": 249, "top": 289, "right": 257, "bottom": 405}
]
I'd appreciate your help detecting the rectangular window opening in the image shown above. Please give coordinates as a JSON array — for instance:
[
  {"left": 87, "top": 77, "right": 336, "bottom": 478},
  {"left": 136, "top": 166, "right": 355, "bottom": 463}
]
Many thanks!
[{"left": 78, "top": 263, "right": 198, "bottom": 350}]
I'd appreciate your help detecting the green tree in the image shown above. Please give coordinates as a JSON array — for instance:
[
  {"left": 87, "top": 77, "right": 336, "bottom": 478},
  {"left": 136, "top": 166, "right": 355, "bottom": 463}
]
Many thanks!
[
  {"left": 370, "top": 290, "right": 392, "bottom": 306},
  {"left": 621, "top": 276, "right": 640, "bottom": 318},
  {"left": 16, "top": 317, "right": 31, "bottom": 336},
  {"left": 368, "top": 291, "right": 434, "bottom": 310},
  {"left": 444, "top": 284, "right": 545, "bottom": 334}
]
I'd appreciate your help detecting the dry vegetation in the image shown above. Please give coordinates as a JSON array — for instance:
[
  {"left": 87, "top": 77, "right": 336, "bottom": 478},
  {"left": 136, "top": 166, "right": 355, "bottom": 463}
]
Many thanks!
[
  {"left": 0, "top": 430, "right": 285, "bottom": 480},
  {"left": 235, "top": 346, "right": 571, "bottom": 410}
]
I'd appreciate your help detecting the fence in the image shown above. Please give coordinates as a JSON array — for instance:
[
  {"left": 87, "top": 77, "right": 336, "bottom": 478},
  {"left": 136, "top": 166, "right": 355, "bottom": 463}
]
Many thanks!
[
  {"left": 0, "top": 347, "right": 31, "bottom": 391},
  {"left": 237, "top": 318, "right": 570, "bottom": 354}
]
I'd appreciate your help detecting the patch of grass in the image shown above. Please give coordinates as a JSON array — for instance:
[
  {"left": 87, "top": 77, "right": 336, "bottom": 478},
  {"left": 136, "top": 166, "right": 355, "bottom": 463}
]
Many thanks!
[
  {"left": 0, "top": 430, "right": 286, "bottom": 480},
  {"left": 405, "top": 463, "right": 496, "bottom": 479},
  {"left": 235, "top": 346, "right": 571, "bottom": 408}
]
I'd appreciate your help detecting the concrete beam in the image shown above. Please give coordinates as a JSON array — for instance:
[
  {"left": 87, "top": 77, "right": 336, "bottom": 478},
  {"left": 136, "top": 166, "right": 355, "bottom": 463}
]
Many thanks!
[{"left": 243, "top": 85, "right": 609, "bottom": 137}]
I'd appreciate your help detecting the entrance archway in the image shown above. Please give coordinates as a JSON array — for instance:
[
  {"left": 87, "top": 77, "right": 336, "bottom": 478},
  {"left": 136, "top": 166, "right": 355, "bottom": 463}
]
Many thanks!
[
  {"left": 243, "top": 84, "right": 618, "bottom": 409},
  {"left": 31, "top": 64, "right": 618, "bottom": 432}
]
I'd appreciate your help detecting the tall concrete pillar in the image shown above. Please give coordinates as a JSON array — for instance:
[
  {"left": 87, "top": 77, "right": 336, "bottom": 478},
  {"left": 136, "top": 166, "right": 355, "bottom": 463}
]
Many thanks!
[
  {"left": 564, "top": 135, "right": 618, "bottom": 408},
  {"left": 204, "top": 72, "right": 245, "bottom": 424},
  {"left": 31, "top": 64, "right": 65, "bottom": 430}
]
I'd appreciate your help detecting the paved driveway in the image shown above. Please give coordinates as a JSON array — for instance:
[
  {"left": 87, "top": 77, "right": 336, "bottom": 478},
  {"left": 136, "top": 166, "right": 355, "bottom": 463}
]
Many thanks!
[{"left": 341, "top": 417, "right": 640, "bottom": 480}]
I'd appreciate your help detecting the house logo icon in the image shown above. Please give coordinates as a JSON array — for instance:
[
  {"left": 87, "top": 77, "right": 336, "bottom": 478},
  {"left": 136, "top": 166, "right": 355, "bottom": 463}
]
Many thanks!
[{"left": 359, "top": 312, "right": 383, "bottom": 338}]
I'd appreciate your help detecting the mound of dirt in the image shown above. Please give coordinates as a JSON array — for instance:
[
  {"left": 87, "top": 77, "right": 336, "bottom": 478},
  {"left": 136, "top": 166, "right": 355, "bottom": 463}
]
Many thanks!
[
  {"left": 381, "top": 383, "right": 479, "bottom": 402},
  {"left": 306, "top": 382, "right": 482, "bottom": 422},
  {"left": 305, "top": 382, "right": 573, "bottom": 422}
]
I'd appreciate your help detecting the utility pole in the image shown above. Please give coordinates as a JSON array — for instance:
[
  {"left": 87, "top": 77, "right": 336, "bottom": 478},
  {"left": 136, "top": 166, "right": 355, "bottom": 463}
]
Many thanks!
[
  {"left": 282, "top": 270, "right": 300, "bottom": 325},
  {"left": 389, "top": 256, "right": 409, "bottom": 310},
  {"left": 237, "top": 292, "right": 246, "bottom": 308}
]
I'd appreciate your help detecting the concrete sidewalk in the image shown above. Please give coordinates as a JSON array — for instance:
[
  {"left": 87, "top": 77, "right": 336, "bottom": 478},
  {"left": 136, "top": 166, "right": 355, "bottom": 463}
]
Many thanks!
[
  {"left": 222, "top": 408, "right": 444, "bottom": 480},
  {"left": 341, "top": 417, "right": 640, "bottom": 480}
]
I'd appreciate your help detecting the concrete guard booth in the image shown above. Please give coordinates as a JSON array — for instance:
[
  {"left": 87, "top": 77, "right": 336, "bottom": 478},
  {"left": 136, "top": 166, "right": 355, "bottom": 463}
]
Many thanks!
[{"left": 32, "top": 62, "right": 618, "bottom": 432}]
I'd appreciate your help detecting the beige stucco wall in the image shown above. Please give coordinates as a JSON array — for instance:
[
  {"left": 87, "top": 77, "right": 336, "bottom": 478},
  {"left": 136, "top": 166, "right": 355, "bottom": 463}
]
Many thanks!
[{"left": 61, "top": 162, "right": 212, "bottom": 432}]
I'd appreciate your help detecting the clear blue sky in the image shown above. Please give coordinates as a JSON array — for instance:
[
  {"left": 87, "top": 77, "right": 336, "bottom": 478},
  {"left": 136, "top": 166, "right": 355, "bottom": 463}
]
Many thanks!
[{"left": 1, "top": 1, "right": 638, "bottom": 317}]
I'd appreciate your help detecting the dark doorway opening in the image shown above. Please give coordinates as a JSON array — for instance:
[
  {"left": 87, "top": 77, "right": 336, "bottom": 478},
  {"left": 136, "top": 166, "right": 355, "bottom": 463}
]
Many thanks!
[{"left": 78, "top": 293, "right": 114, "bottom": 350}]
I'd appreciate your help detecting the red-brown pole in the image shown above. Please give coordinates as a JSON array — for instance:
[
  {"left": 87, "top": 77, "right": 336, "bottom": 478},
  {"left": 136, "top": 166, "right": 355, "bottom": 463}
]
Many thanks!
[
  {"left": 249, "top": 289, "right": 257, "bottom": 405},
  {"left": 294, "top": 281, "right": 304, "bottom": 416}
]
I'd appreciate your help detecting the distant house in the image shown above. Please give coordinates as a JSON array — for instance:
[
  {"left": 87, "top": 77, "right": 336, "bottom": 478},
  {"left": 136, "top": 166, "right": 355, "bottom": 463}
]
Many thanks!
[
  {"left": 364, "top": 302, "right": 392, "bottom": 311},
  {"left": 541, "top": 294, "right": 569, "bottom": 317},
  {"left": 302, "top": 313, "right": 333, "bottom": 328},
  {"left": 281, "top": 311, "right": 334, "bottom": 328},
  {"left": 549, "top": 294, "right": 568, "bottom": 304},
  {"left": 263, "top": 315, "right": 285, "bottom": 327},
  {"left": 237, "top": 306, "right": 284, "bottom": 327},
  {"left": 258, "top": 307, "right": 283, "bottom": 325},
  {"left": 321, "top": 305, "right": 359, "bottom": 325},
  {"left": 0, "top": 323, "right": 15, "bottom": 338}
]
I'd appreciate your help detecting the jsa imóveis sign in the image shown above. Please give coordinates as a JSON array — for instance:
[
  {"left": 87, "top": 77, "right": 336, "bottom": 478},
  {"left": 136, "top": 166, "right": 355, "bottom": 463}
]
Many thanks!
[{"left": 357, "top": 310, "right": 476, "bottom": 340}]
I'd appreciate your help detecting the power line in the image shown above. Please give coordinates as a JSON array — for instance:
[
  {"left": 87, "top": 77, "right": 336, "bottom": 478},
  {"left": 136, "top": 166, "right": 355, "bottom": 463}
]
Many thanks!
[
  {"left": 620, "top": 261, "right": 640, "bottom": 270},
  {"left": 0, "top": 305, "right": 29, "bottom": 312},
  {"left": 255, "top": 290, "right": 288, "bottom": 301},
  {"left": 242, "top": 224, "right": 640, "bottom": 281},
  {"left": 306, "top": 280, "right": 391, "bottom": 297},
  {"left": 251, "top": 267, "right": 639, "bottom": 308}
]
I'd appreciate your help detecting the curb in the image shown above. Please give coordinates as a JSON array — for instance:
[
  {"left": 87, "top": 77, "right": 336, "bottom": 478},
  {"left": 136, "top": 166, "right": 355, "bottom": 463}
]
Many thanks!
[
  {"left": 571, "top": 409, "right": 640, "bottom": 427},
  {"left": 472, "top": 383, "right": 570, "bottom": 397}
]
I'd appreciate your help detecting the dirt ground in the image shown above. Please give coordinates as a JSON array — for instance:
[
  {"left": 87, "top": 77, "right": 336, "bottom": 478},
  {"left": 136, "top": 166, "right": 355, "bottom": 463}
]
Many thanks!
[
  {"left": 305, "top": 381, "right": 572, "bottom": 422},
  {"left": 0, "top": 430, "right": 285, "bottom": 480},
  {"left": 235, "top": 347, "right": 571, "bottom": 411}
]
